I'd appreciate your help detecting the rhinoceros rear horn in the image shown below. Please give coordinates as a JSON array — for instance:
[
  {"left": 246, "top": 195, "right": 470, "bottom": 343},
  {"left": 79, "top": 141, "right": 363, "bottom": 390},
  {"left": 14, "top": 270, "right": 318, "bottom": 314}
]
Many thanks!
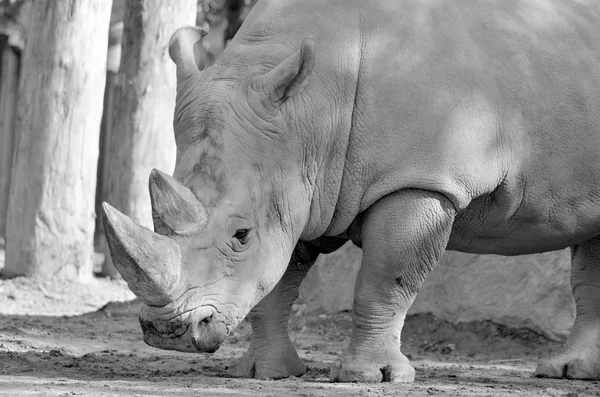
[
  {"left": 149, "top": 169, "right": 207, "bottom": 236},
  {"left": 102, "top": 203, "right": 182, "bottom": 306},
  {"left": 169, "top": 26, "right": 208, "bottom": 79}
]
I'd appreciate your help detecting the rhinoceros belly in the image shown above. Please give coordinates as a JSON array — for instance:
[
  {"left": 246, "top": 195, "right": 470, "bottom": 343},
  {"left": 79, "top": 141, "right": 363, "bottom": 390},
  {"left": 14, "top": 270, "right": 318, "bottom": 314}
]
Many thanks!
[{"left": 448, "top": 173, "right": 600, "bottom": 255}]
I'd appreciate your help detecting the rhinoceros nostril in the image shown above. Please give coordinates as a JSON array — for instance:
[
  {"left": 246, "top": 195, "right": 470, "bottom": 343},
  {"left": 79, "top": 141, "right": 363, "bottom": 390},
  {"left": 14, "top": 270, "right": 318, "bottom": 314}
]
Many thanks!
[
  {"left": 187, "top": 311, "right": 227, "bottom": 353},
  {"left": 139, "top": 318, "right": 158, "bottom": 334},
  {"left": 199, "top": 315, "right": 212, "bottom": 325}
]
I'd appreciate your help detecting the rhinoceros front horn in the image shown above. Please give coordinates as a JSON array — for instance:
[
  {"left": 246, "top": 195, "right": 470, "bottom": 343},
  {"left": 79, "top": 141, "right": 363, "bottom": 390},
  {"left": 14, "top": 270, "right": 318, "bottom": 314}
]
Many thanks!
[
  {"left": 102, "top": 203, "right": 182, "bottom": 306},
  {"left": 149, "top": 169, "right": 207, "bottom": 236},
  {"left": 168, "top": 26, "right": 207, "bottom": 79}
]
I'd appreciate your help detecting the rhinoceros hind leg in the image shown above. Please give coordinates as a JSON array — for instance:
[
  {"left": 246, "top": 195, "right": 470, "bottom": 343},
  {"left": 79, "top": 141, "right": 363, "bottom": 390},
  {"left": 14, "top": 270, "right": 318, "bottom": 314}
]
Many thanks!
[
  {"left": 331, "top": 189, "right": 455, "bottom": 383},
  {"left": 227, "top": 242, "right": 321, "bottom": 379},
  {"left": 535, "top": 236, "right": 600, "bottom": 380}
]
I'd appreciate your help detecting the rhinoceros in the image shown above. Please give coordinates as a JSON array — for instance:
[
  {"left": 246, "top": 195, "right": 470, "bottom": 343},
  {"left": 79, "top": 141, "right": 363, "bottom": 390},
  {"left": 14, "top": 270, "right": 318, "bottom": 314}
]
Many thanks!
[{"left": 102, "top": 0, "right": 600, "bottom": 383}]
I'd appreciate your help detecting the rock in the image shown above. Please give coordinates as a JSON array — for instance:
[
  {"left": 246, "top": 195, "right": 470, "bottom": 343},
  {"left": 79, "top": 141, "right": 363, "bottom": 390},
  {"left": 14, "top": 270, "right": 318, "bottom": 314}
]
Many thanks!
[
  {"left": 410, "top": 250, "right": 574, "bottom": 341},
  {"left": 300, "top": 243, "right": 575, "bottom": 341}
]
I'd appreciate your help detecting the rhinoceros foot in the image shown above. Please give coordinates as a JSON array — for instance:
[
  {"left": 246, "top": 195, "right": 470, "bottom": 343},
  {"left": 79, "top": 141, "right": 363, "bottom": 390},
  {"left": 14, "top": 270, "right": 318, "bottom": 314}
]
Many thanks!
[
  {"left": 535, "top": 346, "right": 600, "bottom": 380},
  {"left": 534, "top": 323, "right": 600, "bottom": 380},
  {"left": 535, "top": 354, "right": 600, "bottom": 380},
  {"left": 330, "top": 351, "right": 415, "bottom": 383},
  {"left": 227, "top": 339, "right": 306, "bottom": 380}
]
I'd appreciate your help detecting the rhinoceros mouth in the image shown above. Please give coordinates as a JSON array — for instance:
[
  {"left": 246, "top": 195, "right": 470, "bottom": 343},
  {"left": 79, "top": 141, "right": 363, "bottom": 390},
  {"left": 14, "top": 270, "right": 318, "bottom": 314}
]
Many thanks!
[{"left": 139, "top": 317, "right": 189, "bottom": 339}]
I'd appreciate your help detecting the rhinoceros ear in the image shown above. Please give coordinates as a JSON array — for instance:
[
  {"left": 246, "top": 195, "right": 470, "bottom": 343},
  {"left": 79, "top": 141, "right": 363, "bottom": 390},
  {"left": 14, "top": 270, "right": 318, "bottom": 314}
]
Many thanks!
[
  {"left": 259, "top": 38, "right": 315, "bottom": 103},
  {"left": 169, "top": 26, "right": 208, "bottom": 79}
]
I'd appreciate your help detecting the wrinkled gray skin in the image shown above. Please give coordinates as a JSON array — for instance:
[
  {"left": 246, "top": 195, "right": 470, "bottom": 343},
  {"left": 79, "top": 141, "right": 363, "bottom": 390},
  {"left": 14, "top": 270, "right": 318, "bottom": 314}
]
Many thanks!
[{"left": 103, "top": 0, "right": 600, "bottom": 383}]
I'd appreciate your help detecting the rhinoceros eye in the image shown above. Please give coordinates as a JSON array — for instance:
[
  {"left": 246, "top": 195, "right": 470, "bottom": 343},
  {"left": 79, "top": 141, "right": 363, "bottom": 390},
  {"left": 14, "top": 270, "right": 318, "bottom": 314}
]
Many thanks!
[{"left": 233, "top": 229, "right": 249, "bottom": 242}]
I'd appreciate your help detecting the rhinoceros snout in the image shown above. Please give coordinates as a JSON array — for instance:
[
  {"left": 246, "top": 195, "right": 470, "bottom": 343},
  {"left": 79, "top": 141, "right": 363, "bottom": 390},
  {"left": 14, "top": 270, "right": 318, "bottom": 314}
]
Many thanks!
[{"left": 139, "top": 308, "right": 229, "bottom": 353}]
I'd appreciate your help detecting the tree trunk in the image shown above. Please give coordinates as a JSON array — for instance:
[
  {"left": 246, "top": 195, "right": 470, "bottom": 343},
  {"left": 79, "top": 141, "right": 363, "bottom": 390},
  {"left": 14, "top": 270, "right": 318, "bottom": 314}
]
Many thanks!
[
  {"left": 5, "top": 0, "right": 112, "bottom": 280},
  {"left": 225, "top": 0, "right": 244, "bottom": 42},
  {"left": 94, "top": 21, "right": 122, "bottom": 268},
  {"left": 0, "top": 38, "right": 19, "bottom": 241},
  {"left": 99, "top": 0, "right": 197, "bottom": 278}
]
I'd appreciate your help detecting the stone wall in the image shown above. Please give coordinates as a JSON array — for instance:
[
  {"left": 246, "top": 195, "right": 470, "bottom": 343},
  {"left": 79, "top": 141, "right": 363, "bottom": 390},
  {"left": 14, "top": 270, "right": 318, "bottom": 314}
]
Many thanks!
[{"left": 299, "top": 243, "right": 575, "bottom": 341}]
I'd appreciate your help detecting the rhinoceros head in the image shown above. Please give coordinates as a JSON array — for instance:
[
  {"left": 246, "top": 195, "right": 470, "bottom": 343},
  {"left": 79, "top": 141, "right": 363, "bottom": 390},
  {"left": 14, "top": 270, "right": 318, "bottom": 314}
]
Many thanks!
[{"left": 102, "top": 27, "right": 316, "bottom": 353}]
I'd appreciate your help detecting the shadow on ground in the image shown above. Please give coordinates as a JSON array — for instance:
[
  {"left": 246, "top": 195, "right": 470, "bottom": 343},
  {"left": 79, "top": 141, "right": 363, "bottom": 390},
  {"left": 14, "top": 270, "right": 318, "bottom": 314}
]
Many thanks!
[{"left": 0, "top": 279, "right": 598, "bottom": 396}]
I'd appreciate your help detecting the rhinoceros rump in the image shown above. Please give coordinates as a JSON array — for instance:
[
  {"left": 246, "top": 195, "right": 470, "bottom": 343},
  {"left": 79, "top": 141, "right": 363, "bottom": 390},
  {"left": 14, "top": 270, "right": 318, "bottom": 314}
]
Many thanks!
[{"left": 103, "top": 0, "right": 600, "bottom": 383}]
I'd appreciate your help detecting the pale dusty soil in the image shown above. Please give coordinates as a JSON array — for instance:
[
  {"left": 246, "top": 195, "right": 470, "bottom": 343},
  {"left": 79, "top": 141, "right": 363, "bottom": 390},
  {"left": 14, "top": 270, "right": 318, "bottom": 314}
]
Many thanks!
[{"left": 0, "top": 249, "right": 599, "bottom": 396}]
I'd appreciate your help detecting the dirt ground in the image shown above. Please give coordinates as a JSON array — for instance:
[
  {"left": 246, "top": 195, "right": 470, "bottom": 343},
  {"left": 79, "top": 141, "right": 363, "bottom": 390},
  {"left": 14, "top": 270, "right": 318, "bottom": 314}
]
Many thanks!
[{"left": 1, "top": 250, "right": 599, "bottom": 396}]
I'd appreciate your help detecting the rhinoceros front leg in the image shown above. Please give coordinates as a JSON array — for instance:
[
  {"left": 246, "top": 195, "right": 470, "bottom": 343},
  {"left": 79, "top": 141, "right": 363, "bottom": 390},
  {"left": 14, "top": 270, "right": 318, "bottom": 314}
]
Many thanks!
[
  {"left": 535, "top": 236, "right": 600, "bottom": 380},
  {"left": 331, "top": 189, "right": 455, "bottom": 382},
  {"left": 227, "top": 242, "right": 320, "bottom": 380}
]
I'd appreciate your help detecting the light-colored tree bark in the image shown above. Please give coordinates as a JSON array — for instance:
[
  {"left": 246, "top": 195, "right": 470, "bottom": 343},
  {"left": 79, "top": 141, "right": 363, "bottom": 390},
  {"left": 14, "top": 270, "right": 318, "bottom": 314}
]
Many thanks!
[
  {"left": 99, "top": 0, "right": 197, "bottom": 277},
  {"left": 0, "top": 40, "right": 19, "bottom": 240},
  {"left": 5, "top": 0, "right": 112, "bottom": 280}
]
